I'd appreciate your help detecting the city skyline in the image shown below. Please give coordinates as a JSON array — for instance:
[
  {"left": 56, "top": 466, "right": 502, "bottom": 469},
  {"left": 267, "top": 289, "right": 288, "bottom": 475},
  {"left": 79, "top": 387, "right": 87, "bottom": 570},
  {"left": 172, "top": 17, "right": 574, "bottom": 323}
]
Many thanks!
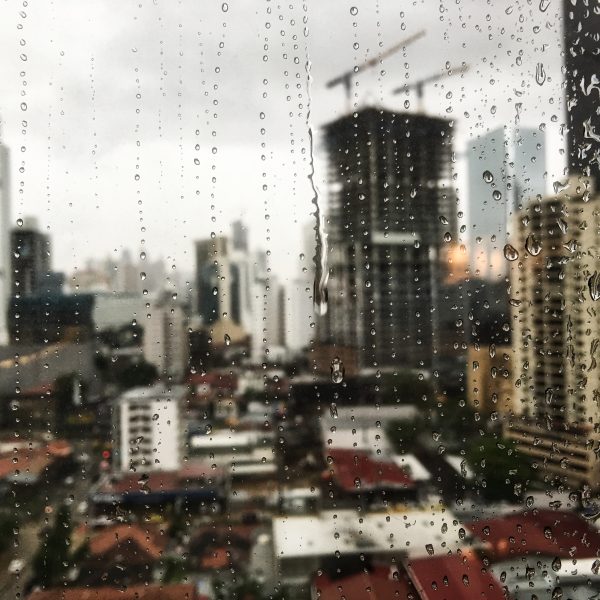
[{"left": 0, "top": 0, "right": 567, "bottom": 281}]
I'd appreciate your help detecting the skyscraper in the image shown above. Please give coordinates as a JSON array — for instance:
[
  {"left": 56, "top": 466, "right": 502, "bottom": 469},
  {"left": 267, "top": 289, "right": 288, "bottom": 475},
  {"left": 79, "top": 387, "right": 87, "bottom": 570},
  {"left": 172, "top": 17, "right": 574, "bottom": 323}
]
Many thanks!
[
  {"left": 0, "top": 142, "right": 10, "bottom": 345},
  {"left": 468, "top": 127, "right": 546, "bottom": 278},
  {"left": 143, "top": 292, "right": 189, "bottom": 382},
  {"left": 285, "top": 222, "right": 314, "bottom": 354},
  {"left": 10, "top": 217, "right": 50, "bottom": 298},
  {"left": 195, "top": 236, "right": 230, "bottom": 326},
  {"left": 506, "top": 175, "right": 600, "bottom": 489},
  {"left": 320, "top": 107, "right": 456, "bottom": 369},
  {"left": 563, "top": 0, "right": 600, "bottom": 183},
  {"left": 513, "top": 127, "right": 546, "bottom": 204},
  {"left": 195, "top": 230, "right": 255, "bottom": 334}
]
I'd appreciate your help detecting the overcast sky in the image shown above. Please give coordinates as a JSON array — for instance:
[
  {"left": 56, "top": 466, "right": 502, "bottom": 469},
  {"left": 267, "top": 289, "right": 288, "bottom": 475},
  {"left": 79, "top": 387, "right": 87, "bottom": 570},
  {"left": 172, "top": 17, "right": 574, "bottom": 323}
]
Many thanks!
[{"left": 0, "top": 0, "right": 566, "bottom": 284}]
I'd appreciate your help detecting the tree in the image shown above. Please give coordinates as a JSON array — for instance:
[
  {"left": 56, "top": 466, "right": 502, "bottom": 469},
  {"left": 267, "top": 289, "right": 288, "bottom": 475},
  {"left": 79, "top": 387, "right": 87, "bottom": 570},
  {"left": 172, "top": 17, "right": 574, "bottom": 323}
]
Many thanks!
[
  {"left": 0, "top": 513, "right": 17, "bottom": 554},
  {"left": 31, "top": 504, "right": 72, "bottom": 588},
  {"left": 466, "top": 436, "right": 532, "bottom": 502},
  {"left": 435, "top": 395, "right": 478, "bottom": 447}
]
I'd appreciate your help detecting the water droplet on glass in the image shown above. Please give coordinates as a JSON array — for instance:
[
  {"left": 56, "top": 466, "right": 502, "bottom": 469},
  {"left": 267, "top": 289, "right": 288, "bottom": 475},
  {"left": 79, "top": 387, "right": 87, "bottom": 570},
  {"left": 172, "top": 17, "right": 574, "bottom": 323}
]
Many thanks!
[
  {"left": 553, "top": 179, "right": 569, "bottom": 194},
  {"left": 331, "top": 357, "right": 344, "bottom": 384},
  {"left": 552, "top": 557, "right": 561, "bottom": 572},
  {"left": 589, "top": 272, "right": 600, "bottom": 301},
  {"left": 504, "top": 244, "right": 519, "bottom": 261},
  {"left": 525, "top": 234, "right": 542, "bottom": 256},
  {"left": 535, "top": 62, "right": 546, "bottom": 85},
  {"left": 482, "top": 170, "right": 494, "bottom": 183}
]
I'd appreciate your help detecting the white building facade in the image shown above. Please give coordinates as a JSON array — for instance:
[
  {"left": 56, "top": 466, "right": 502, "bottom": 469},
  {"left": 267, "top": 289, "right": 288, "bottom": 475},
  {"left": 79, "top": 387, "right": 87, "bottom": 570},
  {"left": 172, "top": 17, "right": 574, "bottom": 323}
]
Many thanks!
[{"left": 113, "top": 384, "right": 186, "bottom": 473}]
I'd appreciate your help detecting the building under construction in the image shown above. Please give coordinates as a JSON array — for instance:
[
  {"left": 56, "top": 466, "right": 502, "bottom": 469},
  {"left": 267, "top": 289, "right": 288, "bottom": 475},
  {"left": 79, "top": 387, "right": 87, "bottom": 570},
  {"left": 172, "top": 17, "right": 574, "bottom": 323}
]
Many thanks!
[{"left": 319, "top": 107, "right": 457, "bottom": 370}]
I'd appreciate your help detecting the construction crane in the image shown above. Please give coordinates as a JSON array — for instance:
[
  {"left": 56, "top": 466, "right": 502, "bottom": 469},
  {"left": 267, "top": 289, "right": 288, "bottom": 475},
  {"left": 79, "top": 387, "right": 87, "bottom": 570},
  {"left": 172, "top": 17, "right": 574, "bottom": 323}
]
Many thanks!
[
  {"left": 326, "top": 30, "right": 426, "bottom": 112},
  {"left": 392, "top": 63, "right": 469, "bottom": 112}
]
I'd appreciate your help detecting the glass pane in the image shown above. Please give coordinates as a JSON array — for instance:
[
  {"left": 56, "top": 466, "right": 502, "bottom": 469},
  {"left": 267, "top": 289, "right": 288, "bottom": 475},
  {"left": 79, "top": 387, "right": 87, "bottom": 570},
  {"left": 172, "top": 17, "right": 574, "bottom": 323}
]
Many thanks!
[{"left": 0, "top": 1, "right": 597, "bottom": 600}]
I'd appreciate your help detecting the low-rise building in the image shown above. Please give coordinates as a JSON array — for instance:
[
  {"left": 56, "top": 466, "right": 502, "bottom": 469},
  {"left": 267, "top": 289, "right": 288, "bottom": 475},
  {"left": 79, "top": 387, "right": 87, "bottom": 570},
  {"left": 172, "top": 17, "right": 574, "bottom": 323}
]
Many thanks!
[
  {"left": 272, "top": 507, "right": 474, "bottom": 597},
  {"left": 112, "top": 384, "right": 186, "bottom": 473}
]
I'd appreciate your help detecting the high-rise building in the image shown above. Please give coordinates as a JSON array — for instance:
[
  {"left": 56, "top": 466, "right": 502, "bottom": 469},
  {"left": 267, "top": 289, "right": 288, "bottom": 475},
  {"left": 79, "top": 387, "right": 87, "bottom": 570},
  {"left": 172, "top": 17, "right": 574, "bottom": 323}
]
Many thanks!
[
  {"left": 231, "top": 219, "right": 249, "bottom": 252},
  {"left": 249, "top": 254, "right": 286, "bottom": 362},
  {"left": 563, "top": 0, "right": 600, "bottom": 184},
  {"left": 10, "top": 217, "right": 50, "bottom": 298},
  {"left": 320, "top": 107, "right": 456, "bottom": 369},
  {"left": 513, "top": 127, "right": 546, "bottom": 204},
  {"left": 285, "top": 222, "right": 314, "bottom": 354},
  {"left": 195, "top": 232, "right": 254, "bottom": 332},
  {"left": 0, "top": 142, "right": 10, "bottom": 345},
  {"left": 468, "top": 127, "right": 546, "bottom": 278},
  {"left": 506, "top": 175, "right": 600, "bottom": 489},
  {"left": 115, "top": 249, "right": 141, "bottom": 295},
  {"left": 142, "top": 293, "right": 189, "bottom": 382},
  {"left": 195, "top": 236, "right": 231, "bottom": 326},
  {"left": 112, "top": 384, "right": 185, "bottom": 473}
]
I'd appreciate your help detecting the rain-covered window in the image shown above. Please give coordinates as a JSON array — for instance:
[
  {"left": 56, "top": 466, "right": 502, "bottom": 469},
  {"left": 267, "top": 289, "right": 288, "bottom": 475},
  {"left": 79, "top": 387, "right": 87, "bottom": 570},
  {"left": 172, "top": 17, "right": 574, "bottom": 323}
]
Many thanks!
[{"left": 0, "top": 1, "right": 599, "bottom": 599}]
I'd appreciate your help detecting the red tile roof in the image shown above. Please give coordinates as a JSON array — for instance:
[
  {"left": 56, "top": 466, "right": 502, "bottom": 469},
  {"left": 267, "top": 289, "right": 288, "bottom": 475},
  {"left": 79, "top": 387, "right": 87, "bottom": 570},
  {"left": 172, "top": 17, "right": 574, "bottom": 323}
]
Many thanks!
[
  {"left": 322, "top": 449, "right": 413, "bottom": 492},
  {"left": 466, "top": 509, "right": 600, "bottom": 560},
  {"left": 87, "top": 523, "right": 167, "bottom": 561},
  {"left": 200, "top": 547, "right": 231, "bottom": 570},
  {"left": 109, "top": 471, "right": 182, "bottom": 495},
  {"left": 313, "top": 566, "right": 417, "bottom": 600},
  {"left": 189, "top": 372, "right": 237, "bottom": 391},
  {"left": 47, "top": 439, "right": 73, "bottom": 458},
  {"left": 27, "top": 584, "right": 199, "bottom": 600},
  {"left": 406, "top": 553, "right": 505, "bottom": 600}
]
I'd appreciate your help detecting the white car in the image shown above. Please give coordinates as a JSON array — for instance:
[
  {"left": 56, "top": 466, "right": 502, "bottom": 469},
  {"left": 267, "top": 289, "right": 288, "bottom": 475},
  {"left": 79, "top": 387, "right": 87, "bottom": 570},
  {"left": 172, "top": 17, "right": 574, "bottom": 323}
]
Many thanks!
[{"left": 8, "top": 559, "right": 24, "bottom": 575}]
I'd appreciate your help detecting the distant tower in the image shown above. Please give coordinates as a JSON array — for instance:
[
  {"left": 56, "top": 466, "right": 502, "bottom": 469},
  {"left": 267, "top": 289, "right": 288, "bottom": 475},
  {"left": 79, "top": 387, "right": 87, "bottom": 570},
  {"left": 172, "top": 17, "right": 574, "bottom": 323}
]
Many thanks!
[
  {"left": 10, "top": 217, "right": 50, "bottom": 298},
  {"left": 231, "top": 219, "right": 249, "bottom": 252},
  {"left": 285, "top": 222, "right": 315, "bottom": 353},
  {"left": 468, "top": 127, "right": 546, "bottom": 278},
  {"left": 563, "top": 0, "right": 600, "bottom": 184},
  {"left": 195, "top": 236, "right": 231, "bottom": 326},
  {"left": 0, "top": 141, "right": 9, "bottom": 345},
  {"left": 143, "top": 293, "right": 188, "bottom": 382}
]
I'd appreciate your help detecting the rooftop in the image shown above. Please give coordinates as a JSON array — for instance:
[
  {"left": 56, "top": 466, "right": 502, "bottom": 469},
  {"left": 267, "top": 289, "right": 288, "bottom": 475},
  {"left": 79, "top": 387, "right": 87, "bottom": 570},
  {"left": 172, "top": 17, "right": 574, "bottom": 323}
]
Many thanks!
[
  {"left": 117, "top": 383, "right": 187, "bottom": 403},
  {"left": 322, "top": 449, "right": 413, "bottom": 492},
  {"left": 406, "top": 553, "right": 505, "bottom": 600},
  {"left": 273, "top": 508, "right": 471, "bottom": 560},
  {"left": 466, "top": 509, "right": 600, "bottom": 560},
  {"left": 87, "top": 523, "right": 167, "bottom": 561},
  {"left": 313, "top": 566, "right": 417, "bottom": 600}
]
